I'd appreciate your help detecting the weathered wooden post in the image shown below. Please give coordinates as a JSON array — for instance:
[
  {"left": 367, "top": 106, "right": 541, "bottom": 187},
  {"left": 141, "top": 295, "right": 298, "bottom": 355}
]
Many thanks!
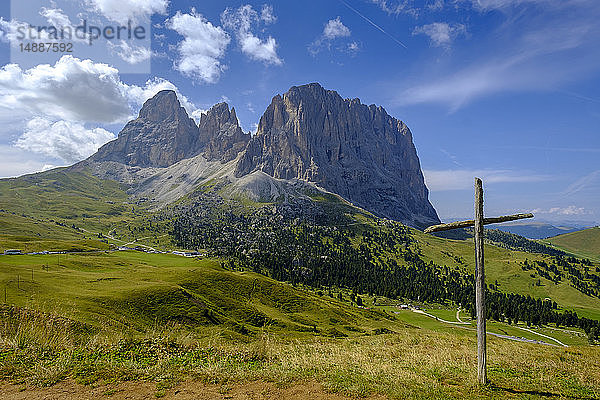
[
  {"left": 424, "top": 177, "right": 534, "bottom": 386},
  {"left": 474, "top": 177, "right": 486, "bottom": 385}
]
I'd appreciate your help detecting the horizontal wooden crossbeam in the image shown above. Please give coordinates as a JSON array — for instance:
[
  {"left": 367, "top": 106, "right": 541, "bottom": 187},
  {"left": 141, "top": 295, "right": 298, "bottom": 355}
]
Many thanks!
[{"left": 423, "top": 213, "right": 534, "bottom": 234}]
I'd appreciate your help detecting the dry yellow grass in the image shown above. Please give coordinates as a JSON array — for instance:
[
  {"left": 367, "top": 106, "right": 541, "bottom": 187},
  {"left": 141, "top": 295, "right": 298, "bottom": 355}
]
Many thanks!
[
  {"left": 2, "top": 314, "right": 600, "bottom": 399},
  {"left": 200, "top": 330, "right": 600, "bottom": 399}
]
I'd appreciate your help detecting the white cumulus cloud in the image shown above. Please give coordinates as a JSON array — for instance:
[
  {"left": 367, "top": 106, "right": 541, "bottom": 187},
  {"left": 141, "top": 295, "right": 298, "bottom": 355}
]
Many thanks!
[
  {"left": 87, "top": 0, "right": 168, "bottom": 24},
  {"left": 240, "top": 35, "right": 280, "bottom": 65},
  {"left": 0, "top": 56, "right": 205, "bottom": 175},
  {"left": 309, "top": 17, "right": 355, "bottom": 55},
  {"left": 15, "top": 118, "right": 115, "bottom": 163},
  {"left": 108, "top": 40, "right": 153, "bottom": 64},
  {"left": 0, "top": 56, "right": 134, "bottom": 123},
  {"left": 0, "top": 56, "right": 195, "bottom": 125},
  {"left": 0, "top": 55, "right": 201, "bottom": 137},
  {"left": 167, "top": 9, "right": 231, "bottom": 83},
  {"left": 124, "top": 77, "right": 197, "bottom": 117},
  {"left": 413, "top": 22, "right": 466, "bottom": 47},
  {"left": 323, "top": 17, "right": 351, "bottom": 40},
  {"left": 221, "top": 5, "right": 283, "bottom": 65}
]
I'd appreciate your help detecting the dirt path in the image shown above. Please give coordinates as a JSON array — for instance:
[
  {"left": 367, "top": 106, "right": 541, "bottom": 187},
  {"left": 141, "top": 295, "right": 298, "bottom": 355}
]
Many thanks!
[
  {"left": 412, "top": 308, "right": 562, "bottom": 346},
  {"left": 123, "top": 234, "right": 168, "bottom": 251},
  {"left": 0, "top": 380, "right": 387, "bottom": 400},
  {"left": 515, "top": 326, "right": 568, "bottom": 347},
  {"left": 485, "top": 331, "right": 556, "bottom": 346},
  {"left": 411, "top": 307, "right": 470, "bottom": 325},
  {"left": 79, "top": 228, "right": 125, "bottom": 244},
  {"left": 79, "top": 228, "right": 166, "bottom": 253},
  {"left": 456, "top": 307, "right": 466, "bottom": 323}
]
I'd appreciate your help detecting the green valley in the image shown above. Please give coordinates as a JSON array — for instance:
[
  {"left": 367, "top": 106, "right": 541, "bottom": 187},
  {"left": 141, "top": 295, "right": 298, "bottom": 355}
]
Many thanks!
[
  {"left": 1, "top": 84, "right": 599, "bottom": 399},
  {"left": 2, "top": 169, "right": 600, "bottom": 399}
]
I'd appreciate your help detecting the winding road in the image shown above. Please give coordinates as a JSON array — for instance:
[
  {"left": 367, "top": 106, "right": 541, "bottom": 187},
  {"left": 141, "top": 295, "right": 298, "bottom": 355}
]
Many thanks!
[{"left": 410, "top": 307, "right": 568, "bottom": 347}]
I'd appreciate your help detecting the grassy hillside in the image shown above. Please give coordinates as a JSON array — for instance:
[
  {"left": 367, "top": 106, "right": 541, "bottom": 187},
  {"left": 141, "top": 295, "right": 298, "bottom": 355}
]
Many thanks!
[
  {"left": 0, "top": 168, "right": 149, "bottom": 235},
  {"left": 545, "top": 226, "right": 600, "bottom": 261},
  {"left": 414, "top": 230, "right": 600, "bottom": 320},
  {"left": 2, "top": 169, "right": 600, "bottom": 398},
  {"left": 0, "top": 168, "right": 126, "bottom": 218},
  {"left": 1, "top": 251, "right": 599, "bottom": 399},
  {"left": 0, "top": 251, "right": 396, "bottom": 338},
  {"left": 0, "top": 211, "right": 110, "bottom": 254},
  {"left": 2, "top": 167, "right": 599, "bottom": 323},
  {"left": 0, "top": 169, "right": 178, "bottom": 252},
  {"left": 2, "top": 168, "right": 599, "bottom": 323}
]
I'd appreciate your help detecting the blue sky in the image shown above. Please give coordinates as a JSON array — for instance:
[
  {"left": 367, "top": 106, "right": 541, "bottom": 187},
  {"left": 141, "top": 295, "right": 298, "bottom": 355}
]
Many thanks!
[{"left": 0, "top": 0, "right": 599, "bottom": 225}]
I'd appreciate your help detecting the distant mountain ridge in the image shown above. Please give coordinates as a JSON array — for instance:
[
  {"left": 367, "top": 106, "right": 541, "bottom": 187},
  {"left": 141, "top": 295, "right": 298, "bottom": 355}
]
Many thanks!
[
  {"left": 490, "top": 221, "right": 583, "bottom": 239},
  {"left": 79, "top": 83, "right": 439, "bottom": 228},
  {"left": 546, "top": 226, "right": 600, "bottom": 261}
]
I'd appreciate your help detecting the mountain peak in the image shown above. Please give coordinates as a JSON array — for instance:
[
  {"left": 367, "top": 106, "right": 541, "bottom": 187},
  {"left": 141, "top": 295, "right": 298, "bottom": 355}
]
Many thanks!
[
  {"left": 199, "top": 102, "right": 250, "bottom": 162},
  {"left": 138, "top": 90, "right": 186, "bottom": 123},
  {"left": 235, "top": 83, "right": 439, "bottom": 228},
  {"left": 90, "top": 90, "right": 200, "bottom": 168},
  {"left": 290, "top": 82, "right": 327, "bottom": 92},
  {"left": 199, "top": 102, "right": 238, "bottom": 128},
  {"left": 288, "top": 82, "right": 326, "bottom": 92},
  {"left": 282, "top": 82, "right": 332, "bottom": 103},
  {"left": 85, "top": 82, "right": 438, "bottom": 227}
]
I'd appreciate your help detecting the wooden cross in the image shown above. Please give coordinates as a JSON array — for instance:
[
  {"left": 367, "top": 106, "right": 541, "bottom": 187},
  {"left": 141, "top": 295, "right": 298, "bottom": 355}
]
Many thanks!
[{"left": 423, "top": 177, "right": 533, "bottom": 385}]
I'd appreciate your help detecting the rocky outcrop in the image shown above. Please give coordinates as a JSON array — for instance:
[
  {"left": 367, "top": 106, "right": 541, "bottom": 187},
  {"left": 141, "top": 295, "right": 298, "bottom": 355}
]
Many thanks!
[
  {"left": 90, "top": 90, "right": 201, "bottom": 168},
  {"left": 234, "top": 83, "right": 440, "bottom": 227},
  {"left": 90, "top": 91, "right": 249, "bottom": 168},
  {"left": 198, "top": 103, "right": 251, "bottom": 163}
]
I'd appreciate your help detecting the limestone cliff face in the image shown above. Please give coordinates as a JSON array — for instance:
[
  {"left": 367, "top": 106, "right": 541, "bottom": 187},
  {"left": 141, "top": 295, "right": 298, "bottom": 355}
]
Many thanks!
[
  {"left": 234, "top": 83, "right": 440, "bottom": 227},
  {"left": 90, "top": 90, "right": 201, "bottom": 168},
  {"left": 198, "top": 103, "right": 251, "bottom": 163},
  {"left": 90, "top": 91, "right": 248, "bottom": 167}
]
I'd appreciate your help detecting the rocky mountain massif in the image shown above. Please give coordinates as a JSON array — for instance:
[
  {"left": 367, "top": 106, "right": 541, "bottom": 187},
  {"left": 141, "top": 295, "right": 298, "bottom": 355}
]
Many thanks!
[
  {"left": 90, "top": 90, "right": 250, "bottom": 167},
  {"left": 236, "top": 83, "right": 438, "bottom": 227},
  {"left": 80, "top": 83, "right": 440, "bottom": 228}
]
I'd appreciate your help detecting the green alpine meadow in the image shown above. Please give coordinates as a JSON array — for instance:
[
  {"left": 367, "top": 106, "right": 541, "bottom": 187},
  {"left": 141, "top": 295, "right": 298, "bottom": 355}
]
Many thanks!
[
  {"left": 0, "top": 86, "right": 599, "bottom": 398},
  {"left": 1, "top": 1, "right": 600, "bottom": 398}
]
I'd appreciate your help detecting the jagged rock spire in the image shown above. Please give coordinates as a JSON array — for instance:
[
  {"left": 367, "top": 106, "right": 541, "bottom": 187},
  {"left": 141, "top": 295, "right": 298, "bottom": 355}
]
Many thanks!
[{"left": 198, "top": 103, "right": 250, "bottom": 162}]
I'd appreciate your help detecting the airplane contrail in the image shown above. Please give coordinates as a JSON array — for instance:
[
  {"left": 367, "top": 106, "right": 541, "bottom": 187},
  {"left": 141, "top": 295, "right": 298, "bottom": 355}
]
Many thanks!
[{"left": 338, "top": 0, "right": 408, "bottom": 49}]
